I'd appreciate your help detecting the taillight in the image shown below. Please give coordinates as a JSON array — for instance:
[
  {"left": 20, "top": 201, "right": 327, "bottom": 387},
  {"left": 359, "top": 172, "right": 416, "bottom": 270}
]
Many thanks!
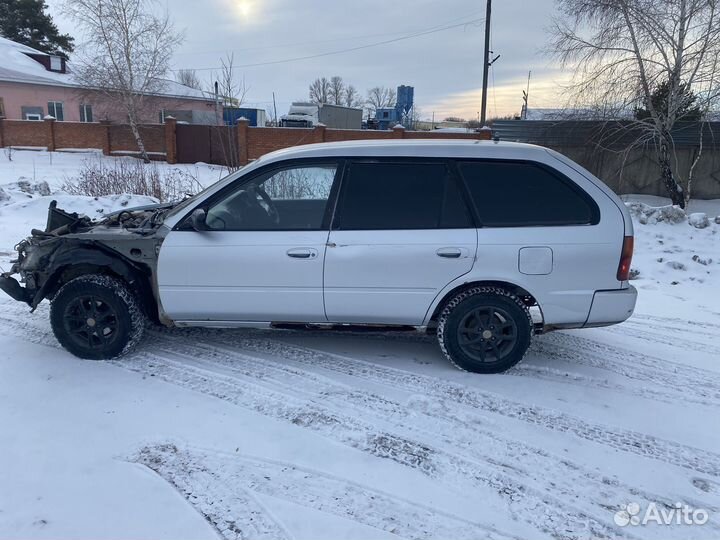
[{"left": 617, "top": 236, "right": 634, "bottom": 281}]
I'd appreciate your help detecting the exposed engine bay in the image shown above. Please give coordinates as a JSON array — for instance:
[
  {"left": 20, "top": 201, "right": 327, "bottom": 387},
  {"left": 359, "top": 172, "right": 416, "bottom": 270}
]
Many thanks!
[{"left": 0, "top": 201, "right": 171, "bottom": 321}]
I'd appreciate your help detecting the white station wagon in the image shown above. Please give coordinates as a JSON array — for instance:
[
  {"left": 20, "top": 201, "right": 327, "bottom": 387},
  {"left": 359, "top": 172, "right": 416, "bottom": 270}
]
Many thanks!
[{"left": 0, "top": 140, "right": 636, "bottom": 373}]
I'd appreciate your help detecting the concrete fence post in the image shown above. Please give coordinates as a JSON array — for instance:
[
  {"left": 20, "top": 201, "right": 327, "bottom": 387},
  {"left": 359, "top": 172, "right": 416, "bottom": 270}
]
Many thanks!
[
  {"left": 392, "top": 124, "right": 405, "bottom": 139},
  {"left": 100, "top": 120, "right": 112, "bottom": 155},
  {"left": 236, "top": 117, "right": 249, "bottom": 166},
  {"left": 164, "top": 116, "right": 177, "bottom": 164},
  {"left": 43, "top": 115, "right": 56, "bottom": 151}
]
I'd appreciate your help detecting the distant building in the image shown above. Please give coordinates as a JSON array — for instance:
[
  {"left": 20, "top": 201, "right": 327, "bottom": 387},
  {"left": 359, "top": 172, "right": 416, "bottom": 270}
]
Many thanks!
[
  {"left": 0, "top": 36, "right": 217, "bottom": 124},
  {"left": 224, "top": 107, "right": 267, "bottom": 127},
  {"left": 373, "top": 85, "right": 414, "bottom": 129},
  {"left": 280, "top": 102, "right": 362, "bottom": 129}
]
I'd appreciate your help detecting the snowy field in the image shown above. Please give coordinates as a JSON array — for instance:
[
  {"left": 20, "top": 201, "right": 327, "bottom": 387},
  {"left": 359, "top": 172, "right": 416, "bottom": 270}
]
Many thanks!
[{"left": 0, "top": 149, "right": 719, "bottom": 540}]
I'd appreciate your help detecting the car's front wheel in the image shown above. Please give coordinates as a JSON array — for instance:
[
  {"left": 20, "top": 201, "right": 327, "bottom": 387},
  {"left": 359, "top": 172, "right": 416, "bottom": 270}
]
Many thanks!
[
  {"left": 50, "top": 274, "right": 145, "bottom": 359},
  {"left": 437, "top": 286, "right": 532, "bottom": 373}
]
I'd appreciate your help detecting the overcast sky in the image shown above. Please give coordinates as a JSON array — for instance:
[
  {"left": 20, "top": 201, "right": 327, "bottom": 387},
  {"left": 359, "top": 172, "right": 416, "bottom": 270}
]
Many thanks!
[{"left": 46, "top": 0, "right": 565, "bottom": 121}]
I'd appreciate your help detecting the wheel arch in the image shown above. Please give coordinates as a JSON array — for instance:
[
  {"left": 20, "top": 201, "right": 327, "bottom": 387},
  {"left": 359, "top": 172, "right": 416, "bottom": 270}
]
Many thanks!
[
  {"left": 424, "top": 278, "right": 544, "bottom": 328},
  {"left": 35, "top": 246, "right": 158, "bottom": 322}
]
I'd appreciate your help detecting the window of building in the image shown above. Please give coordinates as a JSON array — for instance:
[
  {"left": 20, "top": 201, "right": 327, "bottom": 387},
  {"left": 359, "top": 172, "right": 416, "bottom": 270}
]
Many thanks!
[
  {"left": 457, "top": 160, "right": 599, "bottom": 227},
  {"left": 159, "top": 109, "right": 167, "bottom": 123},
  {"left": 47, "top": 101, "right": 64, "bottom": 121},
  {"left": 79, "top": 104, "right": 93, "bottom": 122},
  {"left": 333, "top": 161, "right": 472, "bottom": 230},
  {"left": 21, "top": 106, "right": 43, "bottom": 120},
  {"left": 50, "top": 56, "right": 62, "bottom": 71},
  {"left": 382, "top": 111, "right": 389, "bottom": 118},
  {"left": 204, "top": 164, "right": 338, "bottom": 231},
  {"left": 0, "top": 97, "right": 4, "bottom": 117}
]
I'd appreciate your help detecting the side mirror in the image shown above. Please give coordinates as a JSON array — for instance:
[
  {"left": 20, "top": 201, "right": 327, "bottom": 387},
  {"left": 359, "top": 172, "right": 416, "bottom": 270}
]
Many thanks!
[{"left": 189, "top": 208, "right": 208, "bottom": 231}]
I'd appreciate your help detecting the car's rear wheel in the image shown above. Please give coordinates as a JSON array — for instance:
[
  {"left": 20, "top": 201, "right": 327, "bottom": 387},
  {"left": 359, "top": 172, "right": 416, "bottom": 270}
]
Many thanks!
[
  {"left": 50, "top": 275, "right": 145, "bottom": 359},
  {"left": 437, "top": 286, "right": 532, "bottom": 373}
]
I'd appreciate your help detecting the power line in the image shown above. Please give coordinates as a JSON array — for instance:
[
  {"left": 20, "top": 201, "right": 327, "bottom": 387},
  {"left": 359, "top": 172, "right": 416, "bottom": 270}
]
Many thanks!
[
  {"left": 170, "top": 16, "right": 484, "bottom": 72},
  {"left": 180, "top": 9, "right": 486, "bottom": 56}
]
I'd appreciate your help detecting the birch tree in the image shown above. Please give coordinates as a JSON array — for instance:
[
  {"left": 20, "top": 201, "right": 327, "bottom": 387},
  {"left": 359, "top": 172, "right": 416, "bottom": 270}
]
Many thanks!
[
  {"left": 548, "top": 0, "right": 720, "bottom": 207},
  {"left": 64, "top": 0, "right": 183, "bottom": 163}
]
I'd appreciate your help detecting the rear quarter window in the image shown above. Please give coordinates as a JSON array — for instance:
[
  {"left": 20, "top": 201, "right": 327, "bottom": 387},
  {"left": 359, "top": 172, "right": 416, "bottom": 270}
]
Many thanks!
[{"left": 457, "top": 160, "right": 600, "bottom": 227}]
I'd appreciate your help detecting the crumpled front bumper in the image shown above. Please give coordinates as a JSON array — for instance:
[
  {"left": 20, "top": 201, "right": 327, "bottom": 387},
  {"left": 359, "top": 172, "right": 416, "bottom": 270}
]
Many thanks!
[{"left": 0, "top": 275, "right": 32, "bottom": 305}]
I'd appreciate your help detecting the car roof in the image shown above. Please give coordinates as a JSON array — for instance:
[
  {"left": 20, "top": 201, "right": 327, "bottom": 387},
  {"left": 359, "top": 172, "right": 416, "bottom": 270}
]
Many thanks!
[{"left": 257, "top": 139, "right": 550, "bottom": 163}]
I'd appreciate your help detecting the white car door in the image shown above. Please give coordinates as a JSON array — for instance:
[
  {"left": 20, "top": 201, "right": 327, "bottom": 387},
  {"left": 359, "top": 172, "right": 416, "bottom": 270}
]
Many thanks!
[
  {"left": 158, "top": 162, "right": 339, "bottom": 323},
  {"left": 323, "top": 160, "right": 477, "bottom": 325}
]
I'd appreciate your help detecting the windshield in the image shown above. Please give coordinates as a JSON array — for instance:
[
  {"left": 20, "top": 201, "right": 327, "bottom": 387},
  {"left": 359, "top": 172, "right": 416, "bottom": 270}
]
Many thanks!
[{"left": 163, "top": 166, "right": 244, "bottom": 221}]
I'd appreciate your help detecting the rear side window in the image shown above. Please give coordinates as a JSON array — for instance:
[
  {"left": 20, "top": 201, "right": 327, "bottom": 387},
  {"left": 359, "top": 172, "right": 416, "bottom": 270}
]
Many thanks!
[
  {"left": 334, "top": 161, "right": 472, "bottom": 230},
  {"left": 457, "top": 161, "right": 599, "bottom": 227}
]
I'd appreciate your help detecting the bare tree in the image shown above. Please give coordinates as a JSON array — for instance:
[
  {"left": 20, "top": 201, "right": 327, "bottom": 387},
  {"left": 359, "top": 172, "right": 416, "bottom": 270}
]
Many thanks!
[
  {"left": 211, "top": 53, "right": 249, "bottom": 172},
  {"left": 64, "top": 0, "right": 183, "bottom": 163},
  {"left": 366, "top": 86, "right": 397, "bottom": 117},
  {"left": 328, "top": 75, "right": 345, "bottom": 105},
  {"left": 215, "top": 53, "right": 249, "bottom": 108},
  {"left": 175, "top": 68, "right": 202, "bottom": 90},
  {"left": 309, "top": 77, "right": 330, "bottom": 104},
  {"left": 549, "top": 0, "right": 720, "bottom": 207},
  {"left": 344, "top": 84, "right": 362, "bottom": 108}
]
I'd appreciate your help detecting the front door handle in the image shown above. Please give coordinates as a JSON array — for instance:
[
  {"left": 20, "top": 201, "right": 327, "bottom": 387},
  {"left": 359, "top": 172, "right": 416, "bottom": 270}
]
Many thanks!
[
  {"left": 287, "top": 248, "right": 318, "bottom": 259},
  {"left": 436, "top": 248, "right": 464, "bottom": 259}
]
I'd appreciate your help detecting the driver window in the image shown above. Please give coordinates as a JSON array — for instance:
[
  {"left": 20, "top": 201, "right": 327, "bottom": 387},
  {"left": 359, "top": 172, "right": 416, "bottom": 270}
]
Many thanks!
[{"left": 205, "top": 164, "right": 337, "bottom": 231}]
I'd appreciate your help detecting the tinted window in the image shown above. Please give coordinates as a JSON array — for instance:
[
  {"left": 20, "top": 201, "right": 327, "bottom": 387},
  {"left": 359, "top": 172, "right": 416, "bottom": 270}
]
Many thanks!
[
  {"left": 458, "top": 161, "right": 598, "bottom": 227},
  {"left": 205, "top": 164, "right": 336, "bottom": 230},
  {"left": 334, "top": 161, "right": 472, "bottom": 230}
]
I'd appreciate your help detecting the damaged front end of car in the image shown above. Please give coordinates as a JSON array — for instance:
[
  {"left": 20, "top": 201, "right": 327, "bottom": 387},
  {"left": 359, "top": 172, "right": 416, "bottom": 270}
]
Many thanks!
[
  {"left": 1, "top": 200, "right": 169, "bottom": 315},
  {"left": 1, "top": 202, "right": 93, "bottom": 307}
]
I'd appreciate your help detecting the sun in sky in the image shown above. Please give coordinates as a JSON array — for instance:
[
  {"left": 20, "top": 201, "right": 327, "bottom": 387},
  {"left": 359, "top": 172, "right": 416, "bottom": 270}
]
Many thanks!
[{"left": 236, "top": 0, "right": 254, "bottom": 18}]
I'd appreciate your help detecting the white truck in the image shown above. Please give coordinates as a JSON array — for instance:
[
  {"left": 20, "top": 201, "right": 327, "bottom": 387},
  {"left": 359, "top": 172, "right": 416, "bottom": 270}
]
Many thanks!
[{"left": 280, "top": 102, "right": 362, "bottom": 129}]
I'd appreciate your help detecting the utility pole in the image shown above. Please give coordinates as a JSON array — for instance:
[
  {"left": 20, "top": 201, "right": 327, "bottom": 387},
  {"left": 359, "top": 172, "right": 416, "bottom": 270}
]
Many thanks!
[
  {"left": 522, "top": 70, "right": 531, "bottom": 120},
  {"left": 480, "top": 0, "right": 492, "bottom": 125},
  {"left": 272, "top": 92, "right": 278, "bottom": 126},
  {"left": 214, "top": 81, "right": 220, "bottom": 125}
]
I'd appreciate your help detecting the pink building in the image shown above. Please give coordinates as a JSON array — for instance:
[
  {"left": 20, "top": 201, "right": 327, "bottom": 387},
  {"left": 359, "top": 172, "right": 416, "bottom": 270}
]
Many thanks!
[{"left": 0, "top": 36, "right": 217, "bottom": 124}]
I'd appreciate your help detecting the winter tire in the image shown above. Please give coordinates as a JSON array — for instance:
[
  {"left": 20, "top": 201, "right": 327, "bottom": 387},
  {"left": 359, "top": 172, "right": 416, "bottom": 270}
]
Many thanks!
[
  {"left": 437, "top": 286, "right": 532, "bottom": 374},
  {"left": 50, "top": 274, "right": 145, "bottom": 359}
]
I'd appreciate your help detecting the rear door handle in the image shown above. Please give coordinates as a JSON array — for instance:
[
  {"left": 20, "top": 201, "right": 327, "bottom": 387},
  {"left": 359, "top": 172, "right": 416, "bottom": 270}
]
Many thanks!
[
  {"left": 287, "top": 248, "right": 318, "bottom": 259},
  {"left": 436, "top": 248, "right": 464, "bottom": 259}
]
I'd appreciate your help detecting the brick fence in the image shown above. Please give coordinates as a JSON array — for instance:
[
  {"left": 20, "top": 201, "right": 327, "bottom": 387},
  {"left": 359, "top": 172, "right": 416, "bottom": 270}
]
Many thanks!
[
  {"left": 0, "top": 116, "right": 168, "bottom": 159},
  {"left": 0, "top": 116, "right": 492, "bottom": 166}
]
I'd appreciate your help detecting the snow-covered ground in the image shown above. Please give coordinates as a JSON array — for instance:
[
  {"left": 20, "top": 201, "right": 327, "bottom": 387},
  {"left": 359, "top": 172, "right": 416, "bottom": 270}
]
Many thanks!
[{"left": 0, "top": 150, "right": 719, "bottom": 540}]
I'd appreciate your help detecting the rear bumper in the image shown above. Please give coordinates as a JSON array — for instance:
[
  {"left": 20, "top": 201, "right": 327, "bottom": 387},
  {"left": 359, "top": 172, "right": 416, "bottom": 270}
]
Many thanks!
[
  {"left": 583, "top": 285, "right": 637, "bottom": 328},
  {"left": 0, "top": 275, "right": 33, "bottom": 305}
]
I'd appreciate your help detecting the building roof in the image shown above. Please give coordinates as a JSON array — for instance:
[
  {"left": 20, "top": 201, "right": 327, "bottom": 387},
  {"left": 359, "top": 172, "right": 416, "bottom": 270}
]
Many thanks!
[{"left": 0, "top": 36, "right": 211, "bottom": 102}]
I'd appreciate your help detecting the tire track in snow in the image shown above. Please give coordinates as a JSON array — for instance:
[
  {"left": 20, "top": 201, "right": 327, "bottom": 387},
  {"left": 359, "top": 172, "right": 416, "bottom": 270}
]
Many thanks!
[
  {"left": 135, "top": 444, "right": 291, "bottom": 540},
  {"left": 2, "top": 304, "right": 717, "bottom": 482},
  {"left": 146, "top": 334, "right": 719, "bottom": 523},
  {"left": 1, "top": 303, "right": 717, "bottom": 537},
  {"left": 534, "top": 332, "right": 720, "bottom": 404},
  {"left": 177, "top": 329, "right": 720, "bottom": 478},
  {"left": 506, "top": 363, "right": 718, "bottom": 408},
  {"left": 599, "top": 322, "right": 719, "bottom": 356},
  {"left": 135, "top": 443, "right": 518, "bottom": 540},
  {"left": 633, "top": 314, "right": 720, "bottom": 332},
  {"left": 118, "top": 350, "right": 623, "bottom": 540}
]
